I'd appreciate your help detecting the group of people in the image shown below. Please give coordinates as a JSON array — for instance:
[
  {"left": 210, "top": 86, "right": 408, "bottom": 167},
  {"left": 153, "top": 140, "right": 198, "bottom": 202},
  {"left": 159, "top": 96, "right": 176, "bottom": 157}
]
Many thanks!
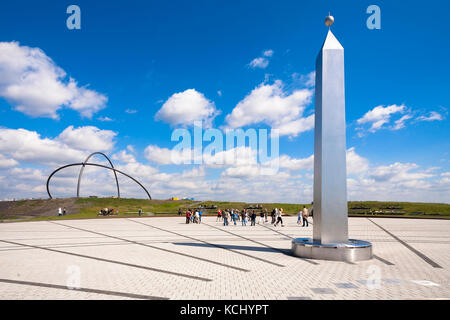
[
  {"left": 216, "top": 207, "right": 287, "bottom": 227},
  {"left": 184, "top": 209, "right": 204, "bottom": 224},
  {"left": 98, "top": 208, "right": 119, "bottom": 216},
  {"left": 57, "top": 207, "right": 67, "bottom": 216},
  {"left": 181, "top": 205, "right": 312, "bottom": 227}
]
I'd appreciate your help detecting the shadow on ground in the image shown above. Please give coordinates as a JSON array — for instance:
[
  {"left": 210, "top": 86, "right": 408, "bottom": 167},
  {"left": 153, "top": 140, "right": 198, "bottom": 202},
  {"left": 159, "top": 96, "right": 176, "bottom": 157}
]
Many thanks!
[{"left": 173, "top": 242, "right": 293, "bottom": 256}]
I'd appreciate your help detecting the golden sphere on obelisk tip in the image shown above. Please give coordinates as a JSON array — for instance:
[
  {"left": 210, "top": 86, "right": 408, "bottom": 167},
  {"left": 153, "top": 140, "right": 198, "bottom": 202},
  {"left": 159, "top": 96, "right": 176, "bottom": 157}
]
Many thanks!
[{"left": 325, "top": 14, "right": 334, "bottom": 27}]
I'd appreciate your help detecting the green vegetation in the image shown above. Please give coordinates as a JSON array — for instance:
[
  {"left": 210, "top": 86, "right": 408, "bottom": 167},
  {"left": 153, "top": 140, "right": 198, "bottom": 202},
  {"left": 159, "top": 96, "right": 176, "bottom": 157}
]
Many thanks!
[
  {"left": 1, "top": 197, "right": 449, "bottom": 222},
  {"left": 348, "top": 201, "right": 450, "bottom": 218},
  {"left": 76, "top": 197, "right": 194, "bottom": 216}
]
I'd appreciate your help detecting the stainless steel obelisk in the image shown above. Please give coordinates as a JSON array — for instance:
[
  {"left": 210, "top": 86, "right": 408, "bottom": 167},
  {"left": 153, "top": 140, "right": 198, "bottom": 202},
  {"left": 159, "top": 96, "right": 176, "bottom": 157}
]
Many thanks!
[
  {"left": 313, "top": 26, "right": 348, "bottom": 244},
  {"left": 292, "top": 15, "right": 372, "bottom": 262}
]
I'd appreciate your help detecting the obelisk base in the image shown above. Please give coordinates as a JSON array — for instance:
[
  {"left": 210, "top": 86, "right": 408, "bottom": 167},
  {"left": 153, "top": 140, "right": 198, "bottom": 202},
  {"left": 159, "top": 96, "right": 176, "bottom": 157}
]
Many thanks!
[{"left": 291, "top": 238, "right": 373, "bottom": 262}]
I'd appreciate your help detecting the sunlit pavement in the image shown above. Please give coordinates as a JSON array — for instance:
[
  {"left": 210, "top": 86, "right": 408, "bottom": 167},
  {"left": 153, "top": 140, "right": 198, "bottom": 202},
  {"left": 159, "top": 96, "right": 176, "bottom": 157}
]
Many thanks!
[{"left": 0, "top": 216, "right": 449, "bottom": 300}]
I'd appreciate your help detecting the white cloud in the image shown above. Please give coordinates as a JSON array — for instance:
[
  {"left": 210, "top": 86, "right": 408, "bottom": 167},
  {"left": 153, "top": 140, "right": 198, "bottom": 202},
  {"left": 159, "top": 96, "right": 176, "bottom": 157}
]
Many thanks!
[
  {"left": 0, "top": 154, "right": 18, "bottom": 169},
  {"left": 346, "top": 147, "right": 369, "bottom": 175},
  {"left": 0, "top": 128, "right": 85, "bottom": 165},
  {"left": 248, "top": 49, "right": 274, "bottom": 69},
  {"left": 144, "top": 144, "right": 258, "bottom": 168},
  {"left": 275, "top": 115, "right": 315, "bottom": 137},
  {"left": 393, "top": 114, "right": 413, "bottom": 130},
  {"left": 1, "top": 145, "right": 449, "bottom": 203},
  {"left": 268, "top": 148, "right": 368, "bottom": 175},
  {"left": 358, "top": 106, "right": 446, "bottom": 136},
  {"left": 0, "top": 121, "right": 447, "bottom": 203},
  {"left": 249, "top": 57, "right": 269, "bottom": 69},
  {"left": 97, "top": 116, "right": 113, "bottom": 122},
  {"left": 225, "top": 80, "right": 313, "bottom": 137},
  {"left": 203, "top": 146, "right": 258, "bottom": 168},
  {"left": 220, "top": 165, "right": 295, "bottom": 181},
  {"left": 292, "top": 71, "right": 315, "bottom": 88},
  {"left": 222, "top": 165, "right": 271, "bottom": 178},
  {"left": 347, "top": 160, "right": 449, "bottom": 202},
  {"left": 369, "top": 162, "right": 433, "bottom": 183},
  {"left": 0, "top": 126, "right": 116, "bottom": 166},
  {"left": 181, "top": 166, "right": 206, "bottom": 178},
  {"left": 116, "top": 161, "right": 159, "bottom": 178},
  {"left": 275, "top": 154, "right": 314, "bottom": 171},
  {"left": 357, "top": 104, "right": 407, "bottom": 133},
  {"left": 155, "top": 89, "right": 219, "bottom": 127},
  {"left": 144, "top": 145, "right": 193, "bottom": 165},
  {"left": 10, "top": 167, "right": 46, "bottom": 181},
  {"left": 125, "top": 109, "right": 138, "bottom": 114},
  {"left": 416, "top": 111, "right": 443, "bottom": 122},
  {"left": 56, "top": 126, "right": 117, "bottom": 152},
  {"left": 0, "top": 41, "right": 107, "bottom": 119},
  {"left": 263, "top": 50, "right": 274, "bottom": 57},
  {"left": 112, "top": 150, "right": 136, "bottom": 163}
]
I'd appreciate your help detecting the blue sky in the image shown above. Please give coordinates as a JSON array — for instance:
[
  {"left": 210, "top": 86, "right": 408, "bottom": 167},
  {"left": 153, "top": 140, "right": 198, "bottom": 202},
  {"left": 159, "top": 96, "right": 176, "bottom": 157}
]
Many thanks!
[{"left": 0, "top": 0, "right": 449, "bottom": 203}]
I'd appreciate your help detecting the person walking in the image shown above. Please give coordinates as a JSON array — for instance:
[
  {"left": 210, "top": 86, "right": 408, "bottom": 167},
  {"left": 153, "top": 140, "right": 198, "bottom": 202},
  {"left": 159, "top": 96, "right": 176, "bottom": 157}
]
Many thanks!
[
  {"left": 216, "top": 209, "right": 222, "bottom": 222},
  {"left": 232, "top": 211, "right": 237, "bottom": 226},
  {"left": 63, "top": 207, "right": 67, "bottom": 216},
  {"left": 58, "top": 207, "right": 62, "bottom": 217},
  {"left": 302, "top": 206, "right": 309, "bottom": 227},
  {"left": 186, "top": 210, "right": 191, "bottom": 224},
  {"left": 258, "top": 210, "right": 264, "bottom": 224},
  {"left": 223, "top": 210, "right": 229, "bottom": 226},
  {"left": 297, "top": 207, "right": 304, "bottom": 225},
  {"left": 271, "top": 208, "right": 276, "bottom": 224},
  {"left": 199, "top": 210, "right": 203, "bottom": 224},
  {"left": 274, "top": 208, "right": 284, "bottom": 227},
  {"left": 138, "top": 208, "right": 142, "bottom": 217},
  {"left": 241, "top": 210, "right": 247, "bottom": 226},
  {"left": 178, "top": 208, "right": 182, "bottom": 216},
  {"left": 264, "top": 208, "right": 268, "bottom": 223},
  {"left": 250, "top": 210, "right": 256, "bottom": 226}
]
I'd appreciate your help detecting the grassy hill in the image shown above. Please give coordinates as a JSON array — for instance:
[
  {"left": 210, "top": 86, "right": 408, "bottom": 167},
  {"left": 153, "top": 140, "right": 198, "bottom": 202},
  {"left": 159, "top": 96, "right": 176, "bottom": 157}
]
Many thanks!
[{"left": 0, "top": 197, "right": 449, "bottom": 221}]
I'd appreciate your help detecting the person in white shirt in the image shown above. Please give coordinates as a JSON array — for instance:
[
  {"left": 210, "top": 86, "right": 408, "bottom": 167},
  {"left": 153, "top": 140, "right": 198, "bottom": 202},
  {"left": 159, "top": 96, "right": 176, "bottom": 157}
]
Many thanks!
[
  {"left": 297, "top": 208, "right": 303, "bottom": 225},
  {"left": 58, "top": 207, "right": 62, "bottom": 216},
  {"left": 302, "top": 206, "right": 309, "bottom": 227},
  {"left": 274, "top": 208, "right": 284, "bottom": 227},
  {"left": 194, "top": 211, "right": 200, "bottom": 223}
]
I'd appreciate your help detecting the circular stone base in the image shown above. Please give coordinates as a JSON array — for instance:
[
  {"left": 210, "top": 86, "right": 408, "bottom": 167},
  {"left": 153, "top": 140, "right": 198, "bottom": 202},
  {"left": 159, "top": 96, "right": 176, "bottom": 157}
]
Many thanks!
[{"left": 291, "top": 238, "right": 373, "bottom": 262}]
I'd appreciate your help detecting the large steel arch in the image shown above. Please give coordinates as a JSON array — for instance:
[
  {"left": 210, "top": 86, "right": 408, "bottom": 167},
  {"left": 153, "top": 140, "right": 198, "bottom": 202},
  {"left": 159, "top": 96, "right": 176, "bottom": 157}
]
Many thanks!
[
  {"left": 46, "top": 163, "right": 152, "bottom": 200},
  {"left": 77, "top": 152, "right": 120, "bottom": 198}
]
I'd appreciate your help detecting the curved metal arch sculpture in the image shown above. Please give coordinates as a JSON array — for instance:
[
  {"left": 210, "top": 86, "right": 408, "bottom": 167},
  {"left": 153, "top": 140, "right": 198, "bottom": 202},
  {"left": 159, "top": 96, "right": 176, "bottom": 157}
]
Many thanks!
[
  {"left": 77, "top": 152, "right": 120, "bottom": 198},
  {"left": 46, "top": 160, "right": 152, "bottom": 200}
]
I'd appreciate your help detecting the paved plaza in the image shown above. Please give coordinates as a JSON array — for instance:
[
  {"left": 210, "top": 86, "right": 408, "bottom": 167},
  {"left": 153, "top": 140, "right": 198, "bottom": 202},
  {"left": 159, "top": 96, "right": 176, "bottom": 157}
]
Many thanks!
[{"left": 0, "top": 216, "right": 449, "bottom": 300}]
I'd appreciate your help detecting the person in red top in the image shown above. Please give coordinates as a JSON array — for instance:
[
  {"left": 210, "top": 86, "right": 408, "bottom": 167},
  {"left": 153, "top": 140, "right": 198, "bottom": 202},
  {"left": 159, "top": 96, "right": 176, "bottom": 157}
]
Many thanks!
[
  {"left": 186, "top": 210, "right": 191, "bottom": 224},
  {"left": 216, "top": 209, "right": 222, "bottom": 222}
]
